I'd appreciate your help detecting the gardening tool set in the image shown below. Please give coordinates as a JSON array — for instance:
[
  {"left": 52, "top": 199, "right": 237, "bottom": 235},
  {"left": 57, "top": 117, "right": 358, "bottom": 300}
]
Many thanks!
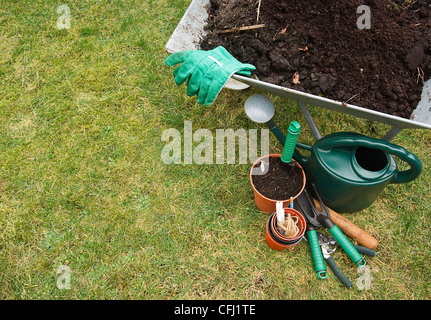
[{"left": 245, "top": 94, "right": 422, "bottom": 288}]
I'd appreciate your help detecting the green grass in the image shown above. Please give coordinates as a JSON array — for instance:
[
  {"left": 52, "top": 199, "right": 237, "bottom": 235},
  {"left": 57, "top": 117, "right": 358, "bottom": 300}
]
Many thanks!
[{"left": 0, "top": 0, "right": 430, "bottom": 300}]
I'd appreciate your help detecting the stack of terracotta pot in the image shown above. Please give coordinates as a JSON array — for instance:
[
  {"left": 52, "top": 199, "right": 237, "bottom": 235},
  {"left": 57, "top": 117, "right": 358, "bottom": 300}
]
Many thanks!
[{"left": 250, "top": 154, "right": 307, "bottom": 251}]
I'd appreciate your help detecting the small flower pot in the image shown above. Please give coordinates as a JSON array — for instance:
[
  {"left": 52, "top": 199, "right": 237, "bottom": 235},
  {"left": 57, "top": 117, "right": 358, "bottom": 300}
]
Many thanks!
[
  {"left": 265, "top": 212, "right": 306, "bottom": 251},
  {"left": 250, "top": 154, "right": 306, "bottom": 214}
]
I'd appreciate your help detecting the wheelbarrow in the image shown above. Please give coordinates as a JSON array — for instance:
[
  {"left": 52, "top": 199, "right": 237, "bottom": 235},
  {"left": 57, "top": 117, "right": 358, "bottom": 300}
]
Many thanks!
[{"left": 165, "top": 0, "right": 431, "bottom": 142}]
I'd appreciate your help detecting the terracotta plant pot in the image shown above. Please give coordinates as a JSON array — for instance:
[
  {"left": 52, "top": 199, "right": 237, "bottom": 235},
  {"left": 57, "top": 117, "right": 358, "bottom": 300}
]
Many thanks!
[
  {"left": 250, "top": 154, "right": 306, "bottom": 213},
  {"left": 265, "top": 212, "right": 306, "bottom": 251}
]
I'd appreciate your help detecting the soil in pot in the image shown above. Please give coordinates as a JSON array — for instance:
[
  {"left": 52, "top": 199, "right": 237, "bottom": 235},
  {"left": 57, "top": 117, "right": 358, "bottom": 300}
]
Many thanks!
[
  {"left": 252, "top": 156, "right": 304, "bottom": 200},
  {"left": 201, "top": 0, "right": 431, "bottom": 119}
]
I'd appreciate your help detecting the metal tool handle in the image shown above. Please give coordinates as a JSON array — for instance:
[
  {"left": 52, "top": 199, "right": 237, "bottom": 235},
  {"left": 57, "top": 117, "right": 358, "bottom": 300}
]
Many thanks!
[
  {"left": 324, "top": 256, "right": 353, "bottom": 289},
  {"left": 306, "top": 230, "right": 327, "bottom": 279}
]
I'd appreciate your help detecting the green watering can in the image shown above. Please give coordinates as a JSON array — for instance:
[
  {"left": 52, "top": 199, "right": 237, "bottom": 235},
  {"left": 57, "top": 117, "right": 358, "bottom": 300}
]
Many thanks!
[{"left": 293, "top": 132, "right": 422, "bottom": 213}]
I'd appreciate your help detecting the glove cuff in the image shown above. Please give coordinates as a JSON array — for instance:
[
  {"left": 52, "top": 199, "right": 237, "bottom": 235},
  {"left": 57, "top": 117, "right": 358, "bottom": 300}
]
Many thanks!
[{"left": 205, "top": 68, "right": 240, "bottom": 106}]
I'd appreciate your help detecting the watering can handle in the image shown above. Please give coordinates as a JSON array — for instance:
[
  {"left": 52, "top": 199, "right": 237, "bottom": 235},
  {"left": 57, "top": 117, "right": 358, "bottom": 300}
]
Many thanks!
[{"left": 317, "top": 134, "right": 422, "bottom": 184}]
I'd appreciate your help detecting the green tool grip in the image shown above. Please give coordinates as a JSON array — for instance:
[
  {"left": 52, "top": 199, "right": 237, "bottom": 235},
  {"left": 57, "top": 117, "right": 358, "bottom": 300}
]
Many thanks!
[
  {"left": 306, "top": 230, "right": 327, "bottom": 279},
  {"left": 281, "top": 121, "right": 300, "bottom": 163},
  {"left": 328, "top": 225, "right": 366, "bottom": 267},
  {"left": 325, "top": 256, "right": 353, "bottom": 289}
]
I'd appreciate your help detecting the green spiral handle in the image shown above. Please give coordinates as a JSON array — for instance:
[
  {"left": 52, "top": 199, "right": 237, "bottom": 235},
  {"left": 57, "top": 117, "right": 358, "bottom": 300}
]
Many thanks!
[
  {"left": 328, "top": 225, "right": 366, "bottom": 267},
  {"left": 306, "top": 230, "right": 327, "bottom": 279},
  {"left": 281, "top": 121, "right": 300, "bottom": 163}
]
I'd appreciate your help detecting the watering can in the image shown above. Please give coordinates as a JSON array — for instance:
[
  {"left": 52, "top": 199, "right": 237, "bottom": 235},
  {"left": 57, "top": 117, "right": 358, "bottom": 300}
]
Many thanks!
[{"left": 293, "top": 132, "right": 422, "bottom": 213}]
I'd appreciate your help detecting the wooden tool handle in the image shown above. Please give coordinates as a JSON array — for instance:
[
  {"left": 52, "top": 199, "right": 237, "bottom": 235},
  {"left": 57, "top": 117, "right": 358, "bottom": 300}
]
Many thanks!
[{"left": 313, "top": 199, "right": 379, "bottom": 250}]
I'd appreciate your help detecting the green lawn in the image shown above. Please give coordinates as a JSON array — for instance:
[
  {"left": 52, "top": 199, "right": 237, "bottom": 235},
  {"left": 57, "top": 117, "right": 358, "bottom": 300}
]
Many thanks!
[{"left": 0, "top": 0, "right": 430, "bottom": 300}]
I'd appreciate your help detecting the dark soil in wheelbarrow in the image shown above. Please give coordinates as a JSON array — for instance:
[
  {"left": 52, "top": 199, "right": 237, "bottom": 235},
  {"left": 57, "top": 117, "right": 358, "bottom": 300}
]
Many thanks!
[{"left": 201, "top": 0, "right": 431, "bottom": 119}]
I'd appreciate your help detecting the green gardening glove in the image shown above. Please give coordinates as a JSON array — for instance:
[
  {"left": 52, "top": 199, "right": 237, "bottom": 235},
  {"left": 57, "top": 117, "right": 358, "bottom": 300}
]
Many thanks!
[{"left": 164, "top": 46, "right": 256, "bottom": 106}]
